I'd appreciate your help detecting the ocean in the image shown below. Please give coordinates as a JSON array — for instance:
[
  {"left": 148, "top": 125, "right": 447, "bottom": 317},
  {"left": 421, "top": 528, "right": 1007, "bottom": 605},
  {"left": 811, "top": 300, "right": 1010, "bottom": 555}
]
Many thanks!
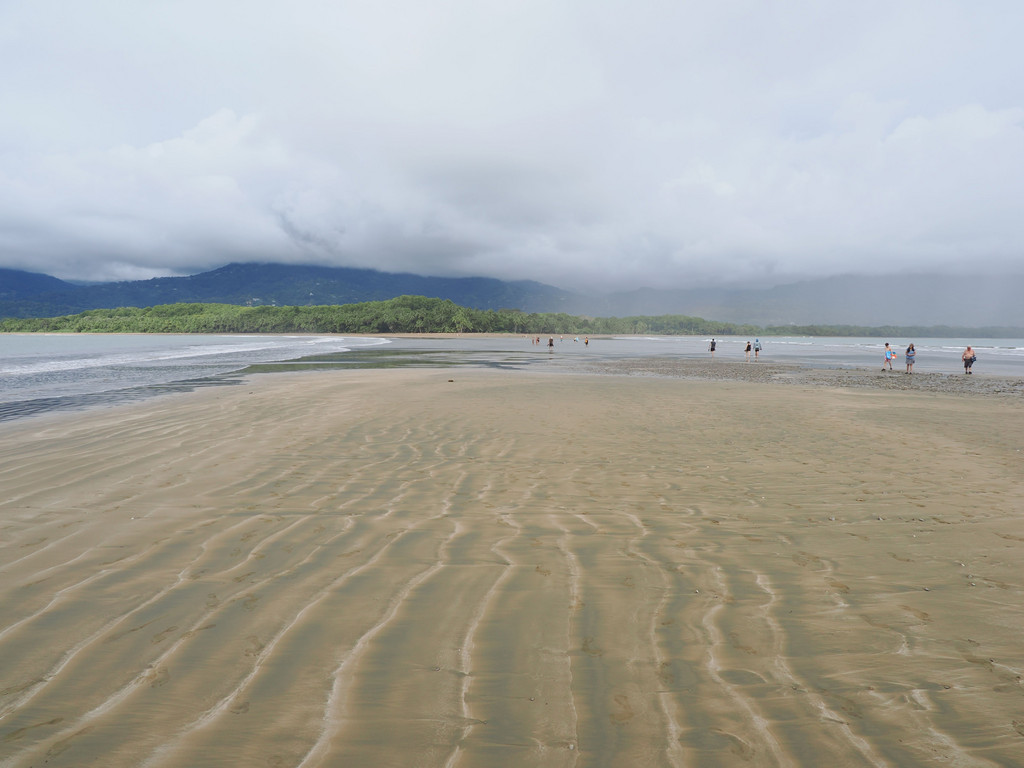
[
  {"left": 2, "top": 333, "right": 1022, "bottom": 422},
  {"left": 0, "top": 334, "right": 389, "bottom": 421}
]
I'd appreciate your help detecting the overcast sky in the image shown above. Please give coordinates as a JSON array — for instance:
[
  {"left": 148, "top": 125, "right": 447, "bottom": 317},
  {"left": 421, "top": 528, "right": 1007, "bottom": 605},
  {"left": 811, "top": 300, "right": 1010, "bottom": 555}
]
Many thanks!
[{"left": 1, "top": 1, "right": 1022, "bottom": 291}]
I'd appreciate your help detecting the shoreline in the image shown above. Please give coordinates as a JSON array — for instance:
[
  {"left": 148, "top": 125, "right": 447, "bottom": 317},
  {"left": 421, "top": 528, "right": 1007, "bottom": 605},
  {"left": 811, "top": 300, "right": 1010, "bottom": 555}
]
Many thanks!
[
  {"left": 580, "top": 357, "right": 1024, "bottom": 398},
  {"left": 2, "top": 342, "right": 1022, "bottom": 426}
]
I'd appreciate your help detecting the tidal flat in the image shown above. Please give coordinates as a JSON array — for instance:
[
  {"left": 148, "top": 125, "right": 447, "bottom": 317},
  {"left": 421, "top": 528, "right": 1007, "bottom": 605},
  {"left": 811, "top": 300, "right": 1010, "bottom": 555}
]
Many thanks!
[{"left": 1, "top": 368, "right": 1022, "bottom": 766}]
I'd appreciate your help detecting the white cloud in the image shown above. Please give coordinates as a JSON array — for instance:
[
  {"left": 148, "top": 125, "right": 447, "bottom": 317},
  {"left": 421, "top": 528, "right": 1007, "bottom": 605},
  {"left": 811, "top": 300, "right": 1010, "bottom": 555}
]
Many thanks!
[{"left": 1, "top": 1, "right": 1023, "bottom": 288}]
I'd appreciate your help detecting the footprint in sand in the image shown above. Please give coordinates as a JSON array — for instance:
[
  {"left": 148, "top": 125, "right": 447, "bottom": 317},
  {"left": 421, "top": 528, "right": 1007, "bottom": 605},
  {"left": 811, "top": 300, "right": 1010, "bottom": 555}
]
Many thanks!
[
  {"left": 817, "top": 687, "right": 863, "bottom": 719},
  {"left": 147, "top": 667, "right": 170, "bottom": 688},
  {"left": 826, "top": 578, "right": 850, "bottom": 594},
  {"left": 182, "top": 623, "right": 217, "bottom": 639},
  {"left": 45, "top": 726, "right": 95, "bottom": 757},
  {"left": 727, "top": 632, "right": 759, "bottom": 655},
  {"left": 582, "top": 637, "right": 603, "bottom": 656},
  {"left": 151, "top": 626, "right": 179, "bottom": 644},
  {"left": 899, "top": 605, "right": 931, "bottom": 623},
  {"left": 792, "top": 551, "right": 822, "bottom": 567},
  {"left": 105, "top": 619, "right": 157, "bottom": 643},
  {"left": 244, "top": 635, "right": 265, "bottom": 657},
  {"left": 960, "top": 652, "right": 995, "bottom": 671},
  {"left": 609, "top": 694, "right": 634, "bottom": 723}
]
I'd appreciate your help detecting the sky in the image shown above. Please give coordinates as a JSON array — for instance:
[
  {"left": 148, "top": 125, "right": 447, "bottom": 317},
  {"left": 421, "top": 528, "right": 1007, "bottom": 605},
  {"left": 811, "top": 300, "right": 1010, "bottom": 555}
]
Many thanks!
[{"left": 1, "top": 1, "right": 1022, "bottom": 292}]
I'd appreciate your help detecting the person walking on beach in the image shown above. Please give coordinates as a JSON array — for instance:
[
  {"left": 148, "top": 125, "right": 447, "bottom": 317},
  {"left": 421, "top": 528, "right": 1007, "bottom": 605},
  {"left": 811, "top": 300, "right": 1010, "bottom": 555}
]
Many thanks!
[
  {"left": 905, "top": 343, "right": 916, "bottom": 374},
  {"left": 745, "top": 341, "right": 752, "bottom": 362},
  {"left": 709, "top": 338, "right": 717, "bottom": 358},
  {"left": 754, "top": 338, "right": 762, "bottom": 360},
  {"left": 882, "top": 343, "right": 894, "bottom": 371},
  {"left": 962, "top": 346, "right": 976, "bottom": 374}
]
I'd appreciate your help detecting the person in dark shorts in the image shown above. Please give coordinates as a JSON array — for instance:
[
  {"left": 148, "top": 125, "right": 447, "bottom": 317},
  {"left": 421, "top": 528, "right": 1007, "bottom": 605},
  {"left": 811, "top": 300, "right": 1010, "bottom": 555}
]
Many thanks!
[{"left": 962, "top": 346, "right": 976, "bottom": 374}]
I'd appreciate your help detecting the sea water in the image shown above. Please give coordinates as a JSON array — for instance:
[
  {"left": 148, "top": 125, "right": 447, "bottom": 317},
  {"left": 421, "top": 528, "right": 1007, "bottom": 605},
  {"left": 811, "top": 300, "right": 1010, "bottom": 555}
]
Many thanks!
[
  {"left": 612, "top": 335, "right": 1024, "bottom": 376},
  {"left": 2, "top": 333, "right": 1022, "bottom": 422},
  {"left": 0, "top": 334, "right": 389, "bottom": 421}
]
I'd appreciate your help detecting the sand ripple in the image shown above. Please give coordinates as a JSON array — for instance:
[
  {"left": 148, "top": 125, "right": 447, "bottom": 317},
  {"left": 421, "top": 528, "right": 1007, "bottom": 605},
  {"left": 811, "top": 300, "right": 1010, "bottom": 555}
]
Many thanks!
[{"left": 2, "top": 370, "right": 1023, "bottom": 766}]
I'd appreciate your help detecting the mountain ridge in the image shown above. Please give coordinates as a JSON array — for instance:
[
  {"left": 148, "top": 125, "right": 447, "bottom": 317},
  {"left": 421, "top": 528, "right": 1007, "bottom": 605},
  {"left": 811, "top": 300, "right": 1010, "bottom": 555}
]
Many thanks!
[{"left": 1, "top": 263, "right": 1022, "bottom": 327}]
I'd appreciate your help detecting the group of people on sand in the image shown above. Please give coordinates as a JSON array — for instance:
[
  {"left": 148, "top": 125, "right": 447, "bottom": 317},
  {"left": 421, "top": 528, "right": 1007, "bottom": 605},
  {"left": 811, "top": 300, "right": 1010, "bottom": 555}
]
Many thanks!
[
  {"left": 709, "top": 338, "right": 762, "bottom": 361},
  {"left": 883, "top": 343, "right": 978, "bottom": 374},
  {"left": 882, "top": 342, "right": 907, "bottom": 372},
  {"left": 530, "top": 335, "right": 587, "bottom": 347}
]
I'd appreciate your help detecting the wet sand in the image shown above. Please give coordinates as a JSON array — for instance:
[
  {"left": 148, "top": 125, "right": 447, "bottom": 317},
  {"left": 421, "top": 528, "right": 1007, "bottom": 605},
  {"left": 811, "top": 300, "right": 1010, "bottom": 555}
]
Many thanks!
[{"left": 1, "top": 368, "right": 1022, "bottom": 767}]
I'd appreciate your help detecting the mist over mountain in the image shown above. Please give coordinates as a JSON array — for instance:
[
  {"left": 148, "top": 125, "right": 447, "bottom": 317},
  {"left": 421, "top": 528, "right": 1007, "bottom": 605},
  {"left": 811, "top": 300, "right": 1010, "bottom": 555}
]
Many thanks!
[
  {"left": 1, "top": 263, "right": 1022, "bottom": 329},
  {"left": 588, "top": 274, "right": 1024, "bottom": 328}
]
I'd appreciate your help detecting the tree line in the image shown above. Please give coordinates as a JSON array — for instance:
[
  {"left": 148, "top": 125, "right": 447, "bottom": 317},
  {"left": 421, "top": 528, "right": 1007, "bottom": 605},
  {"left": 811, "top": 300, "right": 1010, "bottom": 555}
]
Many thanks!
[
  {"left": 0, "top": 296, "right": 1019, "bottom": 338},
  {"left": 0, "top": 297, "right": 758, "bottom": 335}
]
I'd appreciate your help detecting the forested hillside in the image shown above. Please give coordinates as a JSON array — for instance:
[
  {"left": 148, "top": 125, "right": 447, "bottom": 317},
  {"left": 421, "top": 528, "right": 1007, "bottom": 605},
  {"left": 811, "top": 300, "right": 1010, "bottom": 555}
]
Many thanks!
[
  {"left": 0, "top": 297, "right": 757, "bottom": 335},
  {"left": 0, "top": 263, "right": 576, "bottom": 318}
]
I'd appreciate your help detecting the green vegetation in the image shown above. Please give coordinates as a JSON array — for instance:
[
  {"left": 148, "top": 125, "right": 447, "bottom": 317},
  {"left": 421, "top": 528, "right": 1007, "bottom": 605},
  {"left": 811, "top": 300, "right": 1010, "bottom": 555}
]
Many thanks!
[
  {"left": 0, "top": 297, "right": 1019, "bottom": 337},
  {"left": 0, "top": 297, "right": 758, "bottom": 335}
]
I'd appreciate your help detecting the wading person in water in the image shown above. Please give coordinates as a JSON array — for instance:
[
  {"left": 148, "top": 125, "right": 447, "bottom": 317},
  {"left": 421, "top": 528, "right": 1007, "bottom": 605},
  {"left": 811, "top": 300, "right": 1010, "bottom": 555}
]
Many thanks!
[
  {"left": 709, "top": 338, "right": 716, "bottom": 358},
  {"left": 745, "top": 341, "right": 751, "bottom": 362}
]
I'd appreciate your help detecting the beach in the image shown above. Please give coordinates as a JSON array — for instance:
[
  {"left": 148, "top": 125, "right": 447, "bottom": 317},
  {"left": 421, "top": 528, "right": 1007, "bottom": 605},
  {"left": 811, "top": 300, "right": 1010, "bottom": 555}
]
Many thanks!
[{"left": 1, "top": 367, "right": 1023, "bottom": 767}]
